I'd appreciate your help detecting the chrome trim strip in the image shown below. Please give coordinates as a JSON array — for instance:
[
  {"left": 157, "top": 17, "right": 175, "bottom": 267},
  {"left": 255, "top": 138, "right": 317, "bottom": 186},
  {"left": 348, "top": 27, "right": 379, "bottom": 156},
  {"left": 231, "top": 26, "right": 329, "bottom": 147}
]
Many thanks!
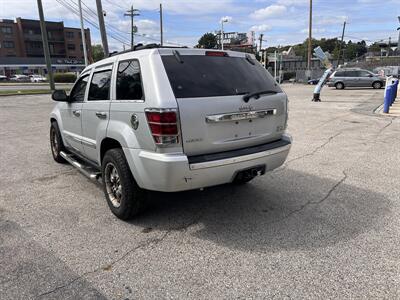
[
  {"left": 189, "top": 142, "right": 290, "bottom": 170},
  {"left": 205, "top": 109, "right": 277, "bottom": 123}
]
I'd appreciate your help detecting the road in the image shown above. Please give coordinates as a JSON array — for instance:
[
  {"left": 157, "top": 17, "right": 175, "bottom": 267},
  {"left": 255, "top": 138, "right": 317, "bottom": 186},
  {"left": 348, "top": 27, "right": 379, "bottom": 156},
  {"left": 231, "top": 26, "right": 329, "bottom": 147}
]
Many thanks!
[
  {"left": 0, "top": 83, "right": 72, "bottom": 91},
  {"left": 0, "top": 85, "right": 399, "bottom": 299}
]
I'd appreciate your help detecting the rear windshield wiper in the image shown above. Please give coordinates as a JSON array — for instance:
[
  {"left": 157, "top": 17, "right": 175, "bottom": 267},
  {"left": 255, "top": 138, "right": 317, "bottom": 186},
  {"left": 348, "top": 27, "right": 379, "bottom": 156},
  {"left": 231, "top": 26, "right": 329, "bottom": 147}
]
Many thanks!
[{"left": 243, "top": 90, "right": 278, "bottom": 102}]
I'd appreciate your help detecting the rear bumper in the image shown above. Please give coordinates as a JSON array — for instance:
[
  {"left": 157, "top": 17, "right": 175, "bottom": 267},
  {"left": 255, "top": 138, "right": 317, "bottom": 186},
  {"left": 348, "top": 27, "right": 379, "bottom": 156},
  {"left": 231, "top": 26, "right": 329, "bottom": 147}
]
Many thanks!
[{"left": 124, "top": 134, "right": 292, "bottom": 192}]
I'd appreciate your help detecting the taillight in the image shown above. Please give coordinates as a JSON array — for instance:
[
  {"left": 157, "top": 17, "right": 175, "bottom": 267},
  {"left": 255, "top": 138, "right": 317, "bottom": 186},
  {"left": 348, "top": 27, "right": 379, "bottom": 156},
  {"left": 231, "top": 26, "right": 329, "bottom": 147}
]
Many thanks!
[
  {"left": 145, "top": 109, "right": 180, "bottom": 146},
  {"left": 205, "top": 51, "right": 228, "bottom": 57}
]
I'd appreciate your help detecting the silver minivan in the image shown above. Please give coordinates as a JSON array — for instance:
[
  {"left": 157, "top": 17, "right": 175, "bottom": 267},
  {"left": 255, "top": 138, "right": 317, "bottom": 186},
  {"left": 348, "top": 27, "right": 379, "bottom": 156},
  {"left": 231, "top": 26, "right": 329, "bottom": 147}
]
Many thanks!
[
  {"left": 327, "top": 68, "right": 385, "bottom": 89},
  {"left": 50, "top": 46, "right": 291, "bottom": 219}
]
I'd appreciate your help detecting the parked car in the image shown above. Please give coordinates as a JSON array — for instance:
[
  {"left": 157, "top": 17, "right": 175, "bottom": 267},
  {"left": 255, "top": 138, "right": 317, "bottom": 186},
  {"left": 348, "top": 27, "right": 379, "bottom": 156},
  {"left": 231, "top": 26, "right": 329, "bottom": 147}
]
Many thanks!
[
  {"left": 0, "top": 75, "right": 7, "bottom": 81},
  {"left": 9, "top": 74, "right": 30, "bottom": 82},
  {"left": 30, "top": 74, "right": 47, "bottom": 83},
  {"left": 308, "top": 78, "right": 320, "bottom": 85},
  {"left": 50, "top": 45, "right": 292, "bottom": 220},
  {"left": 327, "top": 68, "right": 385, "bottom": 89}
]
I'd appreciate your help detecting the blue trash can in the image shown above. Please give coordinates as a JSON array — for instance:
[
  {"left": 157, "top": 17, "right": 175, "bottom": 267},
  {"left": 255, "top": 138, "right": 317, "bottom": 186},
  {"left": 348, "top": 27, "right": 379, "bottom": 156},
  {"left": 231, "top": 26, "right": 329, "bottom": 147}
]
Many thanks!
[{"left": 383, "top": 85, "right": 394, "bottom": 113}]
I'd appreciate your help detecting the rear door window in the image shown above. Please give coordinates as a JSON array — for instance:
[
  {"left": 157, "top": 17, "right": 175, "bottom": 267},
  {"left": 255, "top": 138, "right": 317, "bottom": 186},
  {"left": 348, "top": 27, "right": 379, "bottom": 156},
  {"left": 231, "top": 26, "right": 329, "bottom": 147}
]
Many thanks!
[
  {"left": 357, "top": 71, "right": 371, "bottom": 77},
  {"left": 161, "top": 54, "right": 281, "bottom": 98},
  {"left": 88, "top": 70, "right": 112, "bottom": 101},
  {"left": 346, "top": 71, "right": 359, "bottom": 77},
  {"left": 116, "top": 59, "right": 144, "bottom": 100}
]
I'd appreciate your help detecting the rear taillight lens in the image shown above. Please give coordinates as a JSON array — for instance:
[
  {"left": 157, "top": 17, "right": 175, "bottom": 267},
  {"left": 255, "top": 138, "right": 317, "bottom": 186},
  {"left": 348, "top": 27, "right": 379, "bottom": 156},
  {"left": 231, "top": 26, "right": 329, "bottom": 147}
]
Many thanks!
[{"left": 145, "top": 109, "right": 180, "bottom": 146}]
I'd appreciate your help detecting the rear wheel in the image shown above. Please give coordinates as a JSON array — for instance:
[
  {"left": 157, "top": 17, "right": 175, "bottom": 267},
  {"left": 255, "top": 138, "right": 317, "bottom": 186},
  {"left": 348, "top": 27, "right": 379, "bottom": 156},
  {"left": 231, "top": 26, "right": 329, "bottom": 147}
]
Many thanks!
[
  {"left": 335, "top": 82, "right": 345, "bottom": 90},
  {"left": 102, "top": 148, "right": 146, "bottom": 220},
  {"left": 50, "top": 121, "right": 67, "bottom": 163},
  {"left": 372, "top": 81, "right": 382, "bottom": 89}
]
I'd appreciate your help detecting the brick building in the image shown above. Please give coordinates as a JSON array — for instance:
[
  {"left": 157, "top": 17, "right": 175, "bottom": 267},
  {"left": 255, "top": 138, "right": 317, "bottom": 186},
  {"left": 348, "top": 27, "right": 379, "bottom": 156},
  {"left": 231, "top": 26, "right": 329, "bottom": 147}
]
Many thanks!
[{"left": 0, "top": 18, "right": 92, "bottom": 76}]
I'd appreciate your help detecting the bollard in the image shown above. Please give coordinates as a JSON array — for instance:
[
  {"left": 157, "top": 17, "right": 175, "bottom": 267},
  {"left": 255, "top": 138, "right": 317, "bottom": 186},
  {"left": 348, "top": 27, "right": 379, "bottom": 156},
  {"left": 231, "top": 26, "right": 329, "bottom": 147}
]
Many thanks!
[
  {"left": 383, "top": 85, "right": 394, "bottom": 113},
  {"left": 394, "top": 80, "right": 399, "bottom": 100}
]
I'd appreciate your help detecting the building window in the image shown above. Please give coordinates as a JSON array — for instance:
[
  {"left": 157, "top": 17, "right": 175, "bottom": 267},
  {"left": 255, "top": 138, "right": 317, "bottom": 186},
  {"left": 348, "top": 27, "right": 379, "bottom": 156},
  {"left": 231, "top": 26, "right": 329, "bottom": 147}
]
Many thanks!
[
  {"left": 1, "top": 27, "right": 13, "bottom": 34},
  {"left": 66, "top": 31, "right": 74, "bottom": 39},
  {"left": 3, "top": 41, "right": 15, "bottom": 48},
  {"left": 67, "top": 44, "right": 76, "bottom": 51}
]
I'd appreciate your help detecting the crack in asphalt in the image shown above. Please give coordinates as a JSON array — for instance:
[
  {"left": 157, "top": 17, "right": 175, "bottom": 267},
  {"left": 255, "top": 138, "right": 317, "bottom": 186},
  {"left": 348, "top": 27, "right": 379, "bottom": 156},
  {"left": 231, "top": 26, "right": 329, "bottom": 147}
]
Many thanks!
[
  {"left": 275, "top": 131, "right": 342, "bottom": 172},
  {"left": 268, "top": 116, "right": 395, "bottom": 224},
  {"left": 269, "top": 170, "right": 348, "bottom": 224},
  {"left": 34, "top": 209, "right": 207, "bottom": 299},
  {"left": 34, "top": 230, "right": 171, "bottom": 299}
]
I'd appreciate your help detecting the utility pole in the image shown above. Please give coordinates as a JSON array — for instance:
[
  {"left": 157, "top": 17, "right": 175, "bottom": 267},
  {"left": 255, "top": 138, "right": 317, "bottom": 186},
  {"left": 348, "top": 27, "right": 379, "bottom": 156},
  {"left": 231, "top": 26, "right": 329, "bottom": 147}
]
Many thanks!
[
  {"left": 220, "top": 18, "right": 228, "bottom": 50},
  {"left": 125, "top": 5, "right": 140, "bottom": 49},
  {"left": 159, "top": 3, "right": 163, "bottom": 46},
  {"left": 78, "top": 0, "right": 88, "bottom": 66},
  {"left": 274, "top": 50, "right": 277, "bottom": 82},
  {"left": 307, "top": 0, "right": 312, "bottom": 73},
  {"left": 96, "top": 0, "right": 109, "bottom": 57},
  {"left": 259, "top": 33, "right": 264, "bottom": 53},
  {"left": 387, "top": 37, "right": 391, "bottom": 56},
  {"left": 337, "top": 21, "right": 346, "bottom": 65},
  {"left": 36, "top": 0, "right": 55, "bottom": 90},
  {"left": 397, "top": 16, "right": 400, "bottom": 55}
]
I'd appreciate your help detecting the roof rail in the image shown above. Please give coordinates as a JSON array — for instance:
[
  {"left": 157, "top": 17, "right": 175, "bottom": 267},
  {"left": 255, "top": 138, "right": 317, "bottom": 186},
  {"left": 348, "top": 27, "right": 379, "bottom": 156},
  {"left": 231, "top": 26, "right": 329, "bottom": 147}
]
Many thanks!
[{"left": 109, "top": 43, "right": 188, "bottom": 57}]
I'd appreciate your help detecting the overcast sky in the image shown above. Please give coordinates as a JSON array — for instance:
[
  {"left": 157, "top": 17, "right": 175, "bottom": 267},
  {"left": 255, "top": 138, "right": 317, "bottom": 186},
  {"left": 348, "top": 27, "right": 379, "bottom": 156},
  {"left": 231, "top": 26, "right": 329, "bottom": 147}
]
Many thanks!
[{"left": 0, "top": 0, "right": 399, "bottom": 51}]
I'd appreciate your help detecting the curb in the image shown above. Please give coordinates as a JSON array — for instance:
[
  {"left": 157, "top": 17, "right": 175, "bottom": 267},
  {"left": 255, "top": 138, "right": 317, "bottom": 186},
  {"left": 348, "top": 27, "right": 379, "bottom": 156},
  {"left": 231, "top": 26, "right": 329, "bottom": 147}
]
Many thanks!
[{"left": 0, "top": 91, "right": 52, "bottom": 97}]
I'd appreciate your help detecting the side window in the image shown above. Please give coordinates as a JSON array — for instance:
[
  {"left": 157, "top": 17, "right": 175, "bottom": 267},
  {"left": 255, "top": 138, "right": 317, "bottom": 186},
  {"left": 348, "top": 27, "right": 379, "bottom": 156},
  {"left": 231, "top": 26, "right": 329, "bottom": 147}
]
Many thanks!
[
  {"left": 344, "top": 71, "right": 355, "bottom": 77},
  {"left": 335, "top": 71, "right": 345, "bottom": 77},
  {"left": 69, "top": 75, "right": 89, "bottom": 102},
  {"left": 358, "top": 71, "right": 371, "bottom": 77},
  {"left": 116, "top": 60, "right": 144, "bottom": 100},
  {"left": 88, "top": 70, "right": 112, "bottom": 101}
]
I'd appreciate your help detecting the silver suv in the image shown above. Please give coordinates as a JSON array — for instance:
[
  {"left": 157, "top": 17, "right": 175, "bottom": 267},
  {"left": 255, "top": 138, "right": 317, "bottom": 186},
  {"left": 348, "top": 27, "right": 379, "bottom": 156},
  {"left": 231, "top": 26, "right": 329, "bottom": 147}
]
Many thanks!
[
  {"left": 327, "top": 68, "right": 385, "bottom": 89},
  {"left": 50, "top": 46, "right": 291, "bottom": 220}
]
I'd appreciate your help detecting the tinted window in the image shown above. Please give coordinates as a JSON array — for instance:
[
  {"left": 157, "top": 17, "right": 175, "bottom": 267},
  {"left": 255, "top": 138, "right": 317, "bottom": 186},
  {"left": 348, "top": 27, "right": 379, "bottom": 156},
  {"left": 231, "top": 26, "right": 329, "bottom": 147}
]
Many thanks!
[
  {"left": 116, "top": 60, "right": 144, "bottom": 100},
  {"left": 346, "top": 71, "right": 358, "bottom": 77},
  {"left": 88, "top": 70, "right": 112, "bottom": 101},
  {"left": 358, "top": 71, "right": 371, "bottom": 77},
  {"left": 334, "top": 71, "right": 345, "bottom": 77},
  {"left": 69, "top": 75, "right": 89, "bottom": 102},
  {"left": 161, "top": 55, "right": 281, "bottom": 98}
]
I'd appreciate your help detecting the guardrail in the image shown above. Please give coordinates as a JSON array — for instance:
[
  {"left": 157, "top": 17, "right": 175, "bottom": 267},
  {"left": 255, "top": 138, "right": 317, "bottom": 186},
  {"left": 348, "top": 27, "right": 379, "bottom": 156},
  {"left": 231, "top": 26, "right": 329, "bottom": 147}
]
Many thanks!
[{"left": 383, "top": 77, "right": 399, "bottom": 113}]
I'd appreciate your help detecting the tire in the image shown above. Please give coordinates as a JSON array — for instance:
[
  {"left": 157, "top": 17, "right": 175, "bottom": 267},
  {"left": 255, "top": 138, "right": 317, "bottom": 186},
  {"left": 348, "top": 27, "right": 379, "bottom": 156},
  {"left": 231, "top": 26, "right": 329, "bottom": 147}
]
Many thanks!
[
  {"left": 335, "top": 82, "right": 345, "bottom": 90},
  {"left": 101, "top": 148, "right": 146, "bottom": 220},
  {"left": 50, "top": 121, "right": 67, "bottom": 163},
  {"left": 372, "top": 81, "right": 382, "bottom": 89}
]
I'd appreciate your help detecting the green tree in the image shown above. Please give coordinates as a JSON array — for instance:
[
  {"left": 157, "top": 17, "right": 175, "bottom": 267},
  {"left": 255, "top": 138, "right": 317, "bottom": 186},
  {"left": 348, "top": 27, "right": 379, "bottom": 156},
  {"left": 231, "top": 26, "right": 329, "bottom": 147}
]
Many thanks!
[
  {"left": 92, "top": 44, "right": 104, "bottom": 62},
  {"left": 196, "top": 33, "right": 218, "bottom": 49}
]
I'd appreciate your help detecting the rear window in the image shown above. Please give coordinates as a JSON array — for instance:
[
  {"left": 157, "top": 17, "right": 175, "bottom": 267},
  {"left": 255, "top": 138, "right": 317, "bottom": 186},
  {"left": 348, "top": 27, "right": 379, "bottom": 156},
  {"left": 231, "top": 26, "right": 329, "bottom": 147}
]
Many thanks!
[{"left": 161, "top": 54, "right": 281, "bottom": 98}]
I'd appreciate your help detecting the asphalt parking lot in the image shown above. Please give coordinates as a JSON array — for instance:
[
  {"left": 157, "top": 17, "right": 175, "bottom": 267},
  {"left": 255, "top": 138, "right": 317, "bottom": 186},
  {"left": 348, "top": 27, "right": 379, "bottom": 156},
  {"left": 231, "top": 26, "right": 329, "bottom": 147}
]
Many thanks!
[{"left": 1, "top": 85, "right": 399, "bottom": 299}]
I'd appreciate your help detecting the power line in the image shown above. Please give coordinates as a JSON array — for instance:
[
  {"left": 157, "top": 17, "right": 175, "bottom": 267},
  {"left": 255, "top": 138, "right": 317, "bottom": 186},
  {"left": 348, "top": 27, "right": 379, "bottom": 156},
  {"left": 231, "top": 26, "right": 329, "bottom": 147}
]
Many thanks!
[
  {"left": 56, "top": 0, "right": 186, "bottom": 48},
  {"left": 55, "top": 0, "right": 130, "bottom": 46}
]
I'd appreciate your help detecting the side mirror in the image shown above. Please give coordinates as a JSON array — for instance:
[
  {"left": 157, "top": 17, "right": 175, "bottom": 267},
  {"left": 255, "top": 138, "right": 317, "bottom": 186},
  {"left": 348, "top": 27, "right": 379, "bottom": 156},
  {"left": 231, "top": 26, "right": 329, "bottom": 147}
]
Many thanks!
[
  {"left": 52, "top": 90, "right": 68, "bottom": 102},
  {"left": 368, "top": 74, "right": 373, "bottom": 77}
]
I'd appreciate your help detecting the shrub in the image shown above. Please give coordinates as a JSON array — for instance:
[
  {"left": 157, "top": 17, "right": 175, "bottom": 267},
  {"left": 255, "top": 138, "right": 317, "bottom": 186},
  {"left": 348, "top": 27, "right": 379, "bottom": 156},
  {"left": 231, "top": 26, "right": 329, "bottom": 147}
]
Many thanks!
[{"left": 53, "top": 73, "right": 77, "bottom": 83}]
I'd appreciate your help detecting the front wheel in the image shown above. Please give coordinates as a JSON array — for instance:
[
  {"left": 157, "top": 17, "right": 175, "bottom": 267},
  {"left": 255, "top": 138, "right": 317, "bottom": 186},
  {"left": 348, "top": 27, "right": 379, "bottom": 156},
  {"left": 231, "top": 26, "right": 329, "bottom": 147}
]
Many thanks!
[
  {"left": 372, "top": 81, "right": 382, "bottom": 89},
  {"left": 50, "top": 121, "right": 67, "bottom": 163},
  {"left": 102, "top": 148, "right": 146, "bottom": 220}
]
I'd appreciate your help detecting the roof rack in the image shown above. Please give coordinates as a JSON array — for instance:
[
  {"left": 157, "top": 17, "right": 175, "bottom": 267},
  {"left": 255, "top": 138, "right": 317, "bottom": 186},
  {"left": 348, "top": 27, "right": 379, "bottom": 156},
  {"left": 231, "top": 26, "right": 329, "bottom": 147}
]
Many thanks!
[{"left": 109, "top": 43, "right": 188, "bottom": 57}]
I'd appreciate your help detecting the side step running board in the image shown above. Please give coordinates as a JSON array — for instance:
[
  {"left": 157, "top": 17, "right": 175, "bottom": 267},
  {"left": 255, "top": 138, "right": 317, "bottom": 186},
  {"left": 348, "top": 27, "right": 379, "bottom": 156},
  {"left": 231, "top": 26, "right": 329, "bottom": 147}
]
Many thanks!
[{"left": 60, "top": 151, "right": 101, "bottom": 182}]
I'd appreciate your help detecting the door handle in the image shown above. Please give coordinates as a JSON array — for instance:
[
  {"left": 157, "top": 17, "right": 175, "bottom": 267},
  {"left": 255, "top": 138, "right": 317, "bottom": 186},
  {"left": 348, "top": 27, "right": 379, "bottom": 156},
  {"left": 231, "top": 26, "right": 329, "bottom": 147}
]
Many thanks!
[
  {"left": 95, "top": 111, "right": 107, "bottom": 119},
  {"left": 72, "top": 110, "right": 81, "bottom": 117}
]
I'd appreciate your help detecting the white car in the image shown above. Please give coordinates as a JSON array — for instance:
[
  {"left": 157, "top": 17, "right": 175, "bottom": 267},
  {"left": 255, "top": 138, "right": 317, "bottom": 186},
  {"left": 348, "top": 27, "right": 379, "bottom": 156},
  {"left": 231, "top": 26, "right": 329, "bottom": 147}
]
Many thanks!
[
  {"left": 30, "top": 74, "right": 47, "bottom": 83},
  {"left": 10, "top": 74, "right": 30, "bottom": 82},
  {"left": 50, "top": 45, "right": 292, "bottom": 220}
]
